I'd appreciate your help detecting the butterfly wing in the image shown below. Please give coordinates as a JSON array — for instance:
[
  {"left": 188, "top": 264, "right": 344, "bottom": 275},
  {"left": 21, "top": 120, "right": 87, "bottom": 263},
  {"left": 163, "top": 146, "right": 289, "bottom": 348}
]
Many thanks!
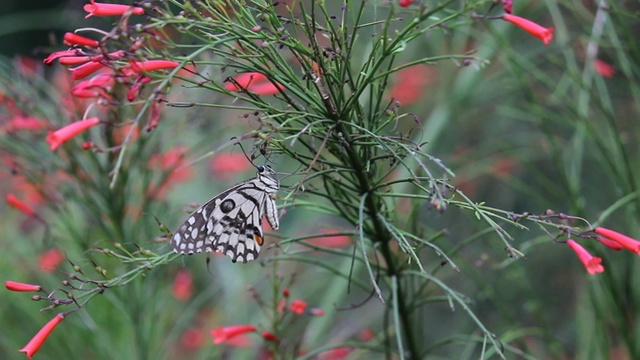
[
  {"left": 172, "top": 169, "right": 279, "bottom": 263},
  {"left": 208, "top": 185, "right": 268, "bottom": 262}
]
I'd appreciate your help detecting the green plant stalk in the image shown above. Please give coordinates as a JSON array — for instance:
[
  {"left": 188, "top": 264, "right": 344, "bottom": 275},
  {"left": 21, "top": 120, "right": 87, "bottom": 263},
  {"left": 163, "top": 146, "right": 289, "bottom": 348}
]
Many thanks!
[{"left": 332, "top": 118, "right": 418, "bottom": 357}]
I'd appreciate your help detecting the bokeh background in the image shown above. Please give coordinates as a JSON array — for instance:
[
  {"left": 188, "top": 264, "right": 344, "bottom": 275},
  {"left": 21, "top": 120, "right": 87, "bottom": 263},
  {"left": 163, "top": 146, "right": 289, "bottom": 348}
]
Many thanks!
[{"left": 1, "top": 0, "right": 639, "bottom": 359}]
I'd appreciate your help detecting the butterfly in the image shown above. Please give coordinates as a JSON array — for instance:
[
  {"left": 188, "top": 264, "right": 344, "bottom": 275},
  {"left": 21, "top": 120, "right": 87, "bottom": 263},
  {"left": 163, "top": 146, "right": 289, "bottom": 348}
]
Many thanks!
[{"left": 172, "top": 165, "right": 279, "bottom": 263}]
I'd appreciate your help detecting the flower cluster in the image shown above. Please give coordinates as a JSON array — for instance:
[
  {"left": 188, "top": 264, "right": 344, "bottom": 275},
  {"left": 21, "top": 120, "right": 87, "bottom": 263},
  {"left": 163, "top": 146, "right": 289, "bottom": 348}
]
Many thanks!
[
  {"left": 41, "top": 0, "right": 182, "bottom": 144},
  {"left": 566, "top": 227, "right": 640, "bottom": 275},
  {"left": 202, "top": 281, "right": 330, "bottom": 357},
  {"left": 5, "top": 281, "right": 67, "bottom": 359}
]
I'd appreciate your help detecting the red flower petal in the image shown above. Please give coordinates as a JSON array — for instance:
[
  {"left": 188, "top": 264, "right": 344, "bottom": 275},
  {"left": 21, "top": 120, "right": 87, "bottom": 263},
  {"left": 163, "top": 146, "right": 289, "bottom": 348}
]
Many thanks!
[
  {"left": 567, "top": 239, "right": 604, "bottom": 275},
  {"left": 290, "top": 299, "right": 308, "bottom": 315},
  {"left": 19, "top": 314, "right": 65, "bottom": 359},
  {"left": 5, "top": 281, "right": 42, "bottom": 292},
  {"left": 43, "top": 50, "right": 82, "bottom": 66}
]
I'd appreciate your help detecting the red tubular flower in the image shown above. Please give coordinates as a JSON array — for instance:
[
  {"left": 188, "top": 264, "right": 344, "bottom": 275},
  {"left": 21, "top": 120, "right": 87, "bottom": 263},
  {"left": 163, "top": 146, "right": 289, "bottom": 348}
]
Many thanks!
[
  {"left": 58, "top": 56, "right": 92, "bottom": 66},
  {"left": 146, "top": 100, "right": 162, "bottom": 132},
  {"left": 172, "top": 269, "right": 193, "bottom": 301},
  {"left": 147, "top": 146, "right": 193, "bottom": 198},
  {"left": 81, "top": 142, "right": 94, "bottom": 150},
  {"left": 318, "top": 347, "right": 352, "bottom": 360},
  {"left": 71, "top": 73, "right": 114, "bottom": 99},
  {"left": 180, "top": 327, "right": 206, "bottom": 349},
  {"left": 46, "top": 117, "right": 101, "bottom": 151},
  {"left": 70, "top": 61, "right": 106, "bottom": 80},
  {"left": 595, "top": 227, "right": 640, "bottom": 255},
  {"left": 358, "top": 329, "right": 375, "bottom": 341},
  {"left": 5, "top": 281, "right": 41, "bottom": 292},
  {"left": 566, "top": 239, "right": 604, "bottom": 275},
  {"left": 84, "top": 0, "right": 145, "bottom": 18},
  {"left": 63, "top": 32, "right": 99, "bottom": 47},
  {"left": 502, "top": 0, "right": 513, "bottom": 14},
  {"left": 126, "top": 75, "right": 152, "bottom": 101},
  {"left": 387, "top": 65, "right": 434, "bottom": 106},
  {"left": 128, "top": 60, "right": 180, "bottom": 74},
  {"left": 398, "top": 0, "right": 413, "bottom": 7},
  {"left": 210, "top": 153, "right": 252, "bottom": 180},
  {"left": 502, "top": 14, "right": 554, "bottom": 45},
  {"left": 6, "top": 194, "right": 36, "bottom": 216},
  {"left": 244, "top": 81, "right": 283, "bottom": 96},
  {"left": 594, "top": 59, "right": 615, "bottom": 78},
  {"left": 596, "top": 237, "right": 623, "bottom": 251},
  {"left": 306, "top": 229, "right": 352, "bottom": 248},
  {"left": 224, "top": 72, "right": 284, "bottom": 95},
  {"left": 19, "top": 313, "right": 65, "bottom": 359},
  {"left": 43, "top": 50, "right": 83, "bottom": 66},
  {"left": 290, "top": 299, "right": 308, "bottom": 315},
  {"left": 225, "top": 72, "right": 267, "bottom": 91},
  {"left": 262, "top": 331, "right": 278, "bottom": 342},
  {"left": 210, "top": 325, "right": 256, "bottom": 345},
  {"left": 39, "top": 248, "right": 65, "bottom": 273},
  {"left": 6, "top": 116, "right": 48, "bottom": 132}
]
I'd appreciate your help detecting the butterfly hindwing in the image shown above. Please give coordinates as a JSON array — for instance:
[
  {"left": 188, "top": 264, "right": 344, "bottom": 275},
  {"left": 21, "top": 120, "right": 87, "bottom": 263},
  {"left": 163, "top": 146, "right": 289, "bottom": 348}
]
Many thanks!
[{"left": 172, "top": 166, "right": 279, "bottom": 263}]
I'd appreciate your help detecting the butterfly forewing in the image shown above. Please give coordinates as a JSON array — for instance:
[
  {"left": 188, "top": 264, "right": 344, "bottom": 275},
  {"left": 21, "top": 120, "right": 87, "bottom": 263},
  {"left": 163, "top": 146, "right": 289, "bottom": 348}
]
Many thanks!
[{"left": 172, "top": 166, "right": 279, "bottom": 263}]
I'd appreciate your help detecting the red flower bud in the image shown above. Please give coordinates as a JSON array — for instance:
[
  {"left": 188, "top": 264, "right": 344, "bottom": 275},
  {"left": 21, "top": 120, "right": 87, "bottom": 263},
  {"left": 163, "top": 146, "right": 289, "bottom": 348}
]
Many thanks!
[
  {"left": 84, "top": 0, "right": 144, "bottom": 18},
  {"left": 128, "top": 60, "right": 180, "bottom": 74},
  {"left": 5, "top": 281, "right": 42, "bottom": 292},
  {"left": 262, "top": 330, "right": 278, "bottom": 342},
  {"left": 63, "top": 32, "right": 99, "bottom": 47}
]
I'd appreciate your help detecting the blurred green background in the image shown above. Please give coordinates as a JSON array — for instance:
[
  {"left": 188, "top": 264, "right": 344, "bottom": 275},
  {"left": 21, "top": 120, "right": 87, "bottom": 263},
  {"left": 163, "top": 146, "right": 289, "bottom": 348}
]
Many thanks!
[{"left": 1, "top": 0, "right": 639, "bottom": 359}]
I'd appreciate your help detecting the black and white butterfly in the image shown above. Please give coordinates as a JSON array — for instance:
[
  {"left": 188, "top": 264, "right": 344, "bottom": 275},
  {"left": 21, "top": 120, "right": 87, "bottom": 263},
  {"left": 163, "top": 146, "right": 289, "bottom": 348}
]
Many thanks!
[{"left": 172, "top": 165, "right": 279, "bottom": 263}]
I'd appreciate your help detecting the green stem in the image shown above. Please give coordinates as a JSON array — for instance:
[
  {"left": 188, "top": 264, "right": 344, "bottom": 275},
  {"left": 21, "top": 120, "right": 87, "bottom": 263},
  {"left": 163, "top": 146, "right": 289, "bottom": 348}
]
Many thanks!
[{"left": 332, "top": 119, "right": 419, "bottom": 358}]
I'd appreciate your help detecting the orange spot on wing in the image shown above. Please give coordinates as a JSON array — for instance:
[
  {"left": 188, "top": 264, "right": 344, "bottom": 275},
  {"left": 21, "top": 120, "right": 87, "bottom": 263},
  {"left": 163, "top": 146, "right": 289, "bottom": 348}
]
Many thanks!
[{"left": 254, "top": 234, "right": 263, "bottom": 246}]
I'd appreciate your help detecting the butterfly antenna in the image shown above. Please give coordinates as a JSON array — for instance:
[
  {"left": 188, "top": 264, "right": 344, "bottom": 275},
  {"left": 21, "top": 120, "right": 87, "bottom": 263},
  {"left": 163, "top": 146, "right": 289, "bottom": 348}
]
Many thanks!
[{"left": 230, "top": 137, "right": 258, "bottom": 168}]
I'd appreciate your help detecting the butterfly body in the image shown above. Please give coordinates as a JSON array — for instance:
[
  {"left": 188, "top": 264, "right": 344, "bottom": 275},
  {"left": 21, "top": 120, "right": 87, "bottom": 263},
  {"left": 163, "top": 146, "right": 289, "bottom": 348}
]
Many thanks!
[{"left": 172, "top": 165, "right": 279, "bottom": 263}]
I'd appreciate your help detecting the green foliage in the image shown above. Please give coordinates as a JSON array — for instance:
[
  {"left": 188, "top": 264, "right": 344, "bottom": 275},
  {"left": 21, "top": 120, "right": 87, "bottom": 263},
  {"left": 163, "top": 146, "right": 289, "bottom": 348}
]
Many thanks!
[{"left": 1, "top": 0, "right": 639, "bottom": 359}]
